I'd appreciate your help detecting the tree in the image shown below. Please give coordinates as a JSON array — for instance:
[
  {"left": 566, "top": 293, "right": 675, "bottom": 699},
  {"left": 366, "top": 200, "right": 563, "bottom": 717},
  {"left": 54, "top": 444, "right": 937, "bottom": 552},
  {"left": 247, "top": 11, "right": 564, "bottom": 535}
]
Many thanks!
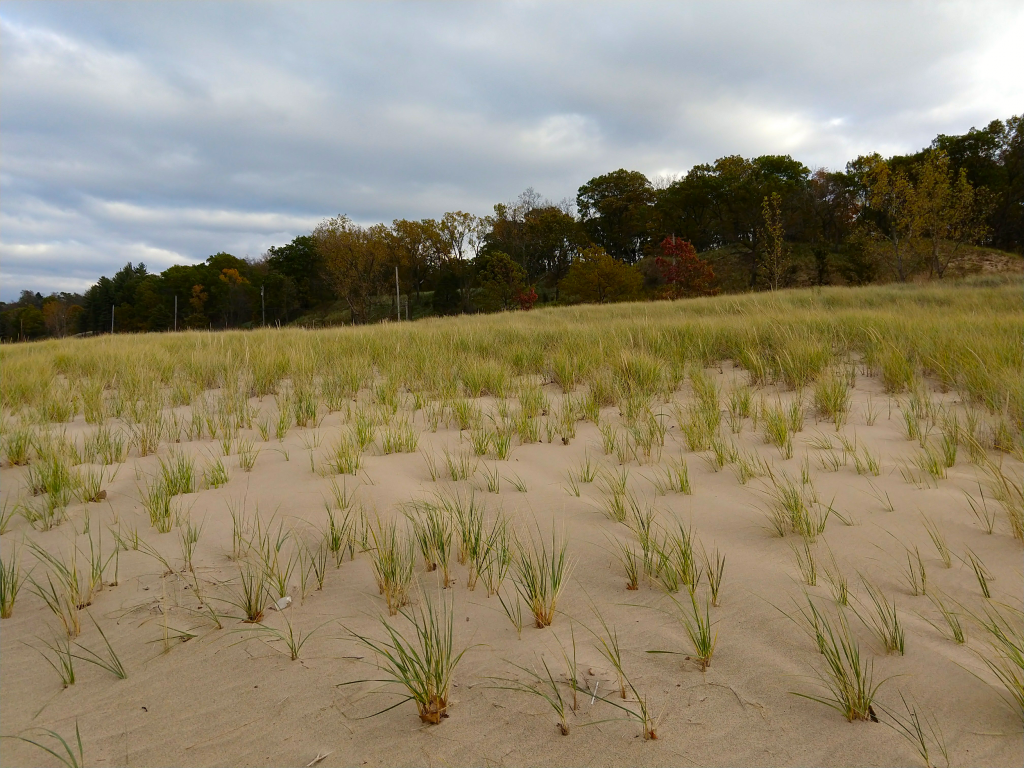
[
  {"left": 431, "top": 262, "right": 463, "bottom": 315},
  {"left": 577, "top": 170, "right": 655, "bottom": 263},
  {"left": 218, "top": 268, "right": 250, "bottom": 326},
  {"left": 436, "top": 211, "right": 480, "bottom": 262},
  {"left": 260, "top": 271, "right": 299, "bottom": 324},
  {"left": 390, "top": 218, "right": 442, "bottom": 303},
  {"left": 558, "top": 247, "right": 643, "bottom": 304},
  {"left": 807, "top": 168, "right": 860, "bottom": 285},
  {"left": 516, "top": 286, "right": 538, "bottom": 310},
  {"left": 186, "top": 285, "right": 209, "bottom": 328},
  {"left": 862, "top": 155, "right": 917, "bottom": 281},
  {"left": 665, "top": 154, "right": 809, "bottom": 288},
  {"left": 761, "top": 192, "right": 790, "bottom": 291},
  {"left": 485, "top": 189, "right": 545, "bottom": 271},
  {"left": 313, "top": 215, "right": 392, "bottom": 324},
  {"left": 654, "top": 164, "right": 726, "bottom": 252},
  {"left": 80, "top": 262, "right": 149, "bottom": 334},
  {"left": 263, "top": 235, "right": 332, "bottom": 310},
  {"left": 655, "top": 238, "right": 717, "bottom": 299},
  {"left": 7, "top": 305, "right": 46, "bottom": 340},
  {"left": 523, "top": 206, "right": 585, "bottom": 297},
  {"left": 42, "top": 297, "right": 83, "bottom": 337},
  {"left": 931, "top": 116, "right": 1022, "bottom": 254},
  {"left": 475, "top": 251, "right": 528, "bottom": 312},
  {"left": 914, "top": 150, "right": 989, "bottom": 277}
]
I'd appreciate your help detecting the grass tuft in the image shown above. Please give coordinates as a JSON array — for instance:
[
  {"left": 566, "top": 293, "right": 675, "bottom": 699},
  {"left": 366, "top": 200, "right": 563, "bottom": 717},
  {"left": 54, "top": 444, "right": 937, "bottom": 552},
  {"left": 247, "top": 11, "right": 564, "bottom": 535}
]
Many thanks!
[
  {"left": 368, "top": 517, "right": 415, "bottom": 615},
  {"left": 856, "top": 577, "right": 905, "bottom": 655},
  {"left": 512, "top": 523, "right": 573, "bottom": 628},
  {"left": 1, "top": 543, "right": 25, "bottom": 618},
  {"left": 342, "top": 588, "right": 469, "bottom": 724},
  {"left": 792, "top": 609, "right": 887, "bottom": 722}
]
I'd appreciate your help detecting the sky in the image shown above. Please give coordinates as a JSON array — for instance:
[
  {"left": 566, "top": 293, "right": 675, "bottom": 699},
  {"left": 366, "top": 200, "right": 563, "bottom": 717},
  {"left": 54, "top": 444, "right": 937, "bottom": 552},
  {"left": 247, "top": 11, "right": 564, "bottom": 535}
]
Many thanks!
[{"left": 2, "top": 1, "right": 1022, "bottom": 301}]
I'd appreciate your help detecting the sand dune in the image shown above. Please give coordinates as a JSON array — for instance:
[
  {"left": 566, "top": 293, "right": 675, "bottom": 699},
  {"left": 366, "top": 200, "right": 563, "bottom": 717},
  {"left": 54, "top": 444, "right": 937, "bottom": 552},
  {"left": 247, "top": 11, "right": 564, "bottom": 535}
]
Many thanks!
[{"left": 2, "top": 360, "right": 1022, "bottom": 768}]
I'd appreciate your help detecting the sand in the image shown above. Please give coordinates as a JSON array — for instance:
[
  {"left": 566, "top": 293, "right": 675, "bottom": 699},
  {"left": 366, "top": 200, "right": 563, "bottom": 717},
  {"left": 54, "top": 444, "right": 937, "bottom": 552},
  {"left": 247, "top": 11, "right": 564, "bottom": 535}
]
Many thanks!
[{"left": 2, "top": 365, "right": 1022, "bottom": 767}]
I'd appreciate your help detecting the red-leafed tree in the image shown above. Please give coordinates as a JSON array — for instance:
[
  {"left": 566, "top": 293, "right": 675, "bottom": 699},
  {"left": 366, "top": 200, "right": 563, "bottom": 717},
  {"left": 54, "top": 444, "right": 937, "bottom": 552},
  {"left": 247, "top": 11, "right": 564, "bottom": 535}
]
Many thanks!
[
  {"left": 655, "top": 237, "right": 717, "bottom": 299},
  {"left": 515, "top": 286, "right": 538, "bottom": 310}
]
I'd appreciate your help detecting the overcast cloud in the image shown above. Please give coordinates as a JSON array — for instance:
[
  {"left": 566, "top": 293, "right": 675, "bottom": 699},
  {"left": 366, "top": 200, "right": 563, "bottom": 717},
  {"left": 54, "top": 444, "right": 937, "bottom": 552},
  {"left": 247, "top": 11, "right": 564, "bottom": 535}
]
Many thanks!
[{"left": 1, "top": 1, "right": 1021, "bottom": 299}]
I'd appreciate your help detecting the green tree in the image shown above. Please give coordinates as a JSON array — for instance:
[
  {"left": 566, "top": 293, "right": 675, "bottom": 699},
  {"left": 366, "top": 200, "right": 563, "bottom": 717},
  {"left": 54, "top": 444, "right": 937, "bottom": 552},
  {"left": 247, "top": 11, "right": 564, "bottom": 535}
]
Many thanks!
[
  {"left": 654, "top": 163, "right": 726, "bottom": 252},
  {"left": 558, "top": 247, "right": 643, "bottom": 304},
  {"left": 219, "top": 268, "right": 251, "bottom": 326},
  {"left": 577, "top": 170, "right": 655, "bottom": 263},
  {"left": 475, "top": 251, "right": 527, "bottom": 312},
  {"left": 807, "top": 168, "right": 860, "bottom": 286},
  {"left": 80, "top": 262, "right": 149, "bottom": 334},
  {"left": 263, "top": 235, "right": 332, "bottom": 310},
  {"left": 10, "top": 305, "right": 46, "bottom": 340},
  {"left": 436, "top": 211, "right": 480, "bottom": 262},
  {"left": 390, "top": 218, "right": 442, "bottom": 303},
  {"left": 431, "top": 262, "right": 463, "bottom": 315},
  {"left": 523, "top": 206, "right": 585, "bottom": 297}
]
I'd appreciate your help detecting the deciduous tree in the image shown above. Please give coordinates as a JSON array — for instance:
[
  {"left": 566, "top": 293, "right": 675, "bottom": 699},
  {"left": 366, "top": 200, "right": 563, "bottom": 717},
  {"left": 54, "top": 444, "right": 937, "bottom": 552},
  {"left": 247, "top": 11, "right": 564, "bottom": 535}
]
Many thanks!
[
  {"left": 475, "top": 251, "right": 528, "bottom": 312},
  {"left": 761, "top": 192, "right": 790, "bottom": 291},
  {"left": 577, "top": 170, "right": 655, "bottom": 263},
  {"left": 558, "top": 247, "right": 643, "bottom": 304},
  {"left": 862, "top": 155, "right": 917, "bottom": 281},
  {"left": 655, "top": 238, "right": 717, "bottom": 298},
  {"left": 313, "top": 215, "right": 392, "bottom": 324},
  {"left": 913, "top": 150, "right": 989, "bottom": 277}
]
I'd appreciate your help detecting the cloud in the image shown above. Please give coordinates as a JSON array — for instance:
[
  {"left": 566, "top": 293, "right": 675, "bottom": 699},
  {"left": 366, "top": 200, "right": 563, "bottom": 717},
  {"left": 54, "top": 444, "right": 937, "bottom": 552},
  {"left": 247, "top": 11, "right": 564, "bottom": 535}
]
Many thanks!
[{"left": 1, "top": 1, "right": 1021, "bottom": 300}]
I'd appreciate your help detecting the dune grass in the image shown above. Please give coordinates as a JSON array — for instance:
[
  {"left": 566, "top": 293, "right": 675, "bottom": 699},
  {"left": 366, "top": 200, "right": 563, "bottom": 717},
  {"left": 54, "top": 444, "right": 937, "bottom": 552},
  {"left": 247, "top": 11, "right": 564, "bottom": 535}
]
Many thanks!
[
  {"left": 857, "top": 577, "right": 906, "bottom": 655},
  {"left": 2, "top": 721, "right": 84, "bottom": 768},
  {"left": 676, "top": 590, "right": 718, "bottom": 671},
  {"left": 792, "top": 609, "right": 887, "bottom": 722},
  {"left": 878, "top": 692, "right": 950, "bottom": 768},
  {"left": 512, "top": 523, "right": 573, "bottom": 628},
  {"left": 488, "top": 653, "right": 576, "bottom": 735},
  {"left": 587, "top": 604, "right": 660, "bottom": 739},
  {"left": 407, "top": 497, "right": 453, "bottom": 585},
  {"left": 343, "top": 588, "right": 469, "bottom": 724},
  {"left": 368, "top": 517, "right": 415, "bottom": 615},
  {"left": 235, "top": 614, "right": 327, "bottom": 661},
  {"left": 0, "top": 543, "right": 24, "bottom": 618},
  {"left": 230, "top": 560, "right": 271, "bottom": 623},
  {"left": 36, "top": 631, "right": 76, "bottom": 688},
  {"left": 71, "top": 613, "right": 127, "bottom": 680},
  {"left": 971, "top": 603, "right": 1024, "bottom": 720},
  {"left": 1, "top": 285, "right": 1020, "bottom": 482}
]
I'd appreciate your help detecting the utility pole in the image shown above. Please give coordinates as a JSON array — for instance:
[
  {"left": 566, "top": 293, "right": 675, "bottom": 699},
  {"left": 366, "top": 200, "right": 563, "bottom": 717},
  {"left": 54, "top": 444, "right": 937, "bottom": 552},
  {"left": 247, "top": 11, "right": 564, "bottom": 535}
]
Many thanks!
[
  {"left": 174, "top": 295, "right": 177, "bottom": 331},
  {"left": 111, "top": 305, "right": 115, "bottom": 334},
  {"left": 261, "top": 285, "right": 266, "bottom": 326},
  {"left": 395, "top": 266, "right": 401, "bottom": 322}
]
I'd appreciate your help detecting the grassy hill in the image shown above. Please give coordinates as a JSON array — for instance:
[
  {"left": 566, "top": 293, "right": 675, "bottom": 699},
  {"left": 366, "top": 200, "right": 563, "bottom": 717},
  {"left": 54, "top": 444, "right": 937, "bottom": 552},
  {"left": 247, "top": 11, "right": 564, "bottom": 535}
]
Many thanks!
[{"left": 3, "top": 276, "right": 1021, "bottom": 436}]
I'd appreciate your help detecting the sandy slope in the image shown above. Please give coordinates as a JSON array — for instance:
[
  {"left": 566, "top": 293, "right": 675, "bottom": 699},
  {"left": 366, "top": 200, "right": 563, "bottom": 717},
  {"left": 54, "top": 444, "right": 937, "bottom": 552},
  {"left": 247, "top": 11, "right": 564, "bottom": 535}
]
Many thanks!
[{"left": 2, "top": 367, "right": 1022, "bottom": 767}]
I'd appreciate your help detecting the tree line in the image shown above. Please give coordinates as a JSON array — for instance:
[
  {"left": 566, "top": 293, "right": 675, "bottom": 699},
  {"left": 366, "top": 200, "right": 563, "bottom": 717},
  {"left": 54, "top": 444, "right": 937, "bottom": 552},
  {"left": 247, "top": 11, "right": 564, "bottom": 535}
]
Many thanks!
[{"left": 2, "top": 115, "right": 1020, "bottom": 341}]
